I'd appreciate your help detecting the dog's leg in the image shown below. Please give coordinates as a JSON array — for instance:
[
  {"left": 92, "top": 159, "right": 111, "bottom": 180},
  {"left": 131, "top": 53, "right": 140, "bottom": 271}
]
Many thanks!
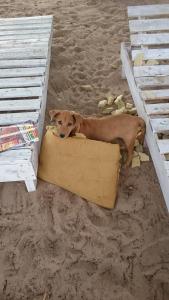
[{"left": 124, "top": 137, "right": 135, "bottom": 167}]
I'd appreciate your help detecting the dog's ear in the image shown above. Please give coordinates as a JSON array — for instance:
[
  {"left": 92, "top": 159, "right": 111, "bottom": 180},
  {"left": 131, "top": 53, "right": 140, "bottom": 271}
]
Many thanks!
[
  {"left": 49, "top": 110, "right": 60, "bottom": 121},
  {"left": 72, "top": 112, "right": 82, "bottom": 132}
]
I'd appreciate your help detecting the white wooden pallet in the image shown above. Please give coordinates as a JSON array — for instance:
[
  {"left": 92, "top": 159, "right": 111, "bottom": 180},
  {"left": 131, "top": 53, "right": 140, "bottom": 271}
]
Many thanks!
[
  {"left": 121, "top": 4, "right": 169, "bottom": 211},
  {"left": 0, "top": 15, "right": 53, "bottom": 192}
]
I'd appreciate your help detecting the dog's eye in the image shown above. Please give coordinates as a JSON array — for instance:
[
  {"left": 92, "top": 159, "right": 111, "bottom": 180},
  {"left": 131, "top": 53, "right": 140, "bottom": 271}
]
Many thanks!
[
  {"left": 58, "top": 120, "right": 62, "bottom": 125},
  {"left": 68, "top": 122, "right": 72, "bottom": 127}
]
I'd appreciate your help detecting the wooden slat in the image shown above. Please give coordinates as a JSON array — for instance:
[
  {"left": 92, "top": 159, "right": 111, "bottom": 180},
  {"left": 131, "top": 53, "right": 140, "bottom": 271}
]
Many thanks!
[
  {"left": 0, "top": 164, "right": 36, "bottom": 181},
  {"left": 0, "top": 148, "right": 32, "bottom": 161},
  {"left": 164, "top": 161, "right": 169, "bottom": 176},
  {"left": 157, "top": 139, "right": 169, "bottom": 154},
  {"left": 0, "top": 67, "right": 45, "bottom": 78},
  {"left": 0, "top": 111, "right": 39, "bottom": 125},
  {"left": 0, "top": 24, "right": 51, "bottom": 31},
  {"left": 134, "top": 65, "right": 169, "bottom": 77},
  {"left": 0, "top": 99, "right": 41, "bottom": 111},
  {"left": 0, "top": 29, "right": 51, "bottom": 36},
  {"left": 0, "top": 87, "right": 42, "bottom": 98},
  {"left": 0, "top": 15, "right": 52, "bottom": 25},
  {"left": 128, "top": 5, "right": 169, "bottom": 18},
  {"left": 132, "top": 49, "right": 169, "bottom": 61},
  {"left": 150, "top": 118, "right": 169, "bottom": 133},
  {"left": 0, "top": 48, "right": 47, "bottom": 59},
  {"left": 129, "top": 19, "right": 169, "bottom": 33},
  {"left": 145, "top": 103, "right": 169, "bottom": 115},
  {"left": 141, "top": 89, "right": 169, "bottom": 100},
  {"left": 135, "top": 76, "right": 169, "bottom": 88},
  {"left": 0, "top": 38, "right": 48, "bottom": 47},
  {"left": 0, "top": 59, "right": 46, "bottom": 68},
  {"left": 0, "top": 77, "right": 44, "bottom": 88},
  {"left": 0, "top": 34, "right": 50, "bottom": 41},
  {"left": 131, "top": 33, "right": 169, "bottom": 46}
]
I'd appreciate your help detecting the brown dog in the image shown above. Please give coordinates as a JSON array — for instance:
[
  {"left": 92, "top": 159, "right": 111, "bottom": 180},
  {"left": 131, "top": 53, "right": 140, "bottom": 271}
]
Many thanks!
[{"left": 49, "top": 109, "right": 146, "bottom": 167}]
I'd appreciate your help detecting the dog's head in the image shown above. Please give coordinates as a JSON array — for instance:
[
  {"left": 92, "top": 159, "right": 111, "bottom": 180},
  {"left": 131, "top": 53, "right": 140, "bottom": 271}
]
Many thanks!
[{"left": 49, "top": 109, "right": 82, "bottom": 138}]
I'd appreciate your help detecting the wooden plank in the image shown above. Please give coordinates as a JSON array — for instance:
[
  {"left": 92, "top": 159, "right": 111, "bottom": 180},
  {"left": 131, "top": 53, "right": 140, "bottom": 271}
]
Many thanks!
[
  {"left": 0, "top": 48, "right": 47, "bottom": 59},
  {"left": 164, "top": 161, "right": 169, "bottom": 176},
  {"left": 157, "top": 139, "right": 169, "bottom": 154},
  {"left": 129, "top": 19, "right": 169, "bottom": 33},
  {"left": 131, "top": 33, "right": 169, "bottom": 46},
  {"left": 145, "top": 103, "right": 169, "bottom": 115},
  {"left": 0, "top": 77, "right": 44, "bottom": 88},
  {"left": 132, "top": 48, "right": 169, "bottom": 61},
  {"left": 134, "top": 65, "right": 169, "bottom": 77},
  {"left": 0, "top": 38, "right": 48, "bottom": 47},
  {"left": 0, "top": 87, "right": 42, "bottom": 98},
  {"left": 142, "top": 89, "right": 169, "bottom": 100},
  {"left": 135, "top": 76, "right": 169, "bottom": 88},
  {"left": 0, "top": 29, "right": 51, "bottom": 36},
  {"left": 0, "top": 148, "right": 32, "bottom": 162},
  {"left": 128, "top": 5, "right": 169, "bottom": 18},
  {"left": 0, "top": 34, "right": 50, "bottom": 41},
  {"left": 0, "top": 24, "right": 51, "bottom": 31},
  {"left": 121, "top": 42, "right": 169, "bottom": 210},
  {"left": 0, "top": 67, "right": 45, "bottom": 78},
  {"left": 0, "top": 15, "right": 52, "bottom": 25},
  {"left": 150, "top": 118, "right": 169, "bottom": 133},
  {"left": 0, "top": 111, "right": 39, "bottom": 125},
  {"left": 0, "top": 164, "right": 36, "bottom": 182},
  {"left": 0, "top": 99, "right": 41, "bottom": 111},
  {"left": 0, "top": 59, "right": 46, "bottom": 68}
]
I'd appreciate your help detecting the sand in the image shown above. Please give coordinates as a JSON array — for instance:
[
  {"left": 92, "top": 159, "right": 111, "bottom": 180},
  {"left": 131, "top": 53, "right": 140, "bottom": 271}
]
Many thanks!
[{"left": 0, "top": 0, "right": 169, "bottom": 299}]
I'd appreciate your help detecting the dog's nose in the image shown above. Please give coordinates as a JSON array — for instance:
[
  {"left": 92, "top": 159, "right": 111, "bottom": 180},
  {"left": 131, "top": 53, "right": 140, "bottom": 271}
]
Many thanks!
[{"left": 60, "top": 133, "right": 65, "bottom": 138}]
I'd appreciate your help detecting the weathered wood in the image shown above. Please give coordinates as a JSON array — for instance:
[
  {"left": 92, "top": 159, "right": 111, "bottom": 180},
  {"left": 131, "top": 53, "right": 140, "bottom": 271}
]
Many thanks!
[
  {"left": 131, "top": 33, "right": 169, "bottom": 46},
  {"left": 0, "top": 34, "right": 50, "bottom": 41},
  {"left": 0, "top": 59, "right": 46, "bottom": 68},
  {"left": 0, "top": 15, "right": 52, "bottom": 25},
  {"left": 121, "top": 42, "right": 169, "bottom": 211},
  {"left": 0, "top": 99, "right": 41, "bottom": 111},
  {"left": 142, "top": 89, "right": 169, "bottom": 100},
  {"left": 0, "top": 111, "right": 39, "bottom": 125},
  {"left": 134, "top": 65, "right": 169, "bottom": 77},
  {"left": 150, "top": 118, "right": 169, "bottom": 133},
  {"left": 135, "top": 76, "right": 169, "bottom": 88},
  {"left": 0, "top": 29, "right": 51, "bottom": 36},
  {"left": 129, "top": 19, "right": 169, "bottom": 33},
  {"left": 0, "top": 77, "right": 44, "bottom": 88},
  {"left": 157, "top": 139, "right": 169, "bottom": 154},
  {"left": 0, "top": 87, "right": 42, "bottom": 98},
  {"left": 164, "top": 161, "right": 169, "bottom": 176},
  {"left": 128, "top": 4, "right": 169, "bottom": 18},
  {"left": 0, "top": 164, "right": 36, "bottom": 182},
  {"left": 0, "top": 67, "right": 45, "bottom": 77},
  {"left": 0, "top": 24, "right": 51, "bottom": 31},
  {"left": 145, "top": 103, "right": 169, "bottom": 115},
  {"left": 0, "top": 48, "right": 47, "bottom": 59},
  {"left": 0, "top": 38, "right": 48, "bottom": 48},
  {"left": 132, "top": 48, "right": 169, "bottom": 61}
]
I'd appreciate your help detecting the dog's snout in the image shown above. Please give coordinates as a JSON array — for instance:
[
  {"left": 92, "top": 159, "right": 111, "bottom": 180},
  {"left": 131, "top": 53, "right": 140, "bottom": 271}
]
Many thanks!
[{"left": 60, "top": 133, "right": 65, "bottom": 138}]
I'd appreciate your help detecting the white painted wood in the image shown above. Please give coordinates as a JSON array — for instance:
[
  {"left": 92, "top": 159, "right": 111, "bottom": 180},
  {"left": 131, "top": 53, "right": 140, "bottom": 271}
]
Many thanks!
[
  {"left": 131, "top": 33, "right": 169, "bottom": 46},
  {"left": 129, "top": 19, "right": 169, "bottom": 33},
  {"left": 150, "top": 118, "right": 169, "bottom": 133},
  {"left": 0, "top": 24, "right": 51, "bottom": 31},
  {"left": 0, "top": 15, "right": 53, "bottom": 192},
  {"left": 0, "top": 48, "right": 47, "bottom": 59},
  {"left": 121, "top": 42, "right": 169, "bottom": 211},
  {"left": 0, "top": 87, "right": 42, "bottom": 98},
  {"left": 0, "top": 15, "right": 52, "bottom": 25},
  {"left": 0, "top": 29, "right": 51, "bottom": 36},
  {"left": 157, "top": 139, "right": 169, "bottom": 154},
  {"left": 0, "top": 111, "right": 39, "bottom": 125},
  {"left": 142, "top": 89, "right": 169, "bottom": 100},
  {"left": 25, "top": 179, "right": 37, "bottom": 192},
  {"left": 135, "top": 76, "right": 169, "bottom": 88},
  {"left": 132, "top": 48, "right": 169, "bottom": 61},
  {"left": 128, "top": 5, "right": 169, "bottom": 18},
  {"left": 0, "top": 59, "right": 46, "bottom": 68},
  {"left": 0, "top": 67, "right": 45, "bottom": 77},
  {"left": 0, "top": 34, "right": 50, "bottom": 41},
  {"left": 0, "top": 77, "right": 44, "bottom": 88},
  {"left": 134, "top": 65, "right": 169, "bottom": 77},
  {"left": 0, "top": 99, "right": 41, "bottom": 111},
  {"left": 145, "top": 103, "right": 169, "bottom": 115},
  {"left": 164, "top": 161, "right": 169, "bottom": 176}
]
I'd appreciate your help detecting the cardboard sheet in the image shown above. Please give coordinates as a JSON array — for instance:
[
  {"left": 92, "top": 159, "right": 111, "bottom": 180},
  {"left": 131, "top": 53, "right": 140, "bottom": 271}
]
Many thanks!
[{"left": 38, "top": 130, "right": 120, "bottom": 208}]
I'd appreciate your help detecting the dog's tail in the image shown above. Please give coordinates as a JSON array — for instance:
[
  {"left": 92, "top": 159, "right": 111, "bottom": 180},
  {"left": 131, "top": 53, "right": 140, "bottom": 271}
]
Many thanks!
[{"left": 137, "top": 117, "right": 146, "bottom": 144}]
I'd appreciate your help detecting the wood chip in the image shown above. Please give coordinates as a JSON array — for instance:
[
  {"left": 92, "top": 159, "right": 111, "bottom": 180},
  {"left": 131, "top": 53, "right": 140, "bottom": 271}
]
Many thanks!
[
  {"left": 80, "top": 85, "right": 92, "bottom": 91},
  {"left": 126, "top": 102, "right": 133, "bottom": 109},
  {"left": 111, "top": 107, "right": 126, "bottom": 116},
  {"left": 114, "top": 95, "right": 125, "bottom": 109},
  {"left": 102, "top": 107, "right": 114, "bottom": 114},
  {"left": 134, "top": 53, "right": 145, "bottom": 66},
  {"left": 132, "top": 155, "right": 141, "bottom": 168},
  {"left": 139, "top": 152, "right": 150, "bottom": 162},
  {"left": 146, "top": 59, "right": 159, "bottom": 66},
  {"left": 107, "top": 95, "right": 114, "bottom": 106},
  {"left": 165, "top": 153, "right": 169, "bottom": 160},
  {"left": 98, "top": 99, "right": 107, "bottom": 108},
  {"left": 135, "top": 144, "right": 143, "bottom": 153},
  {"left": 127, "top": 107, "right": 137, "bottom": 115}
]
